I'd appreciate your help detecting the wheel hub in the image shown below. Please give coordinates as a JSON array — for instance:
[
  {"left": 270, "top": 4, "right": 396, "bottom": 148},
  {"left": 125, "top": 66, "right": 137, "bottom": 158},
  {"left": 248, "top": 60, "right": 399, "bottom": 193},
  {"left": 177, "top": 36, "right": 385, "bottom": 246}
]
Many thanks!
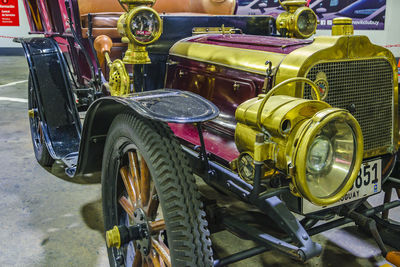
[
  {"left": 133, "top": 208, "right": 151, "bottom": 256},
  {"left": 105, "top": 209, "right": 151, "bottom": 255}
]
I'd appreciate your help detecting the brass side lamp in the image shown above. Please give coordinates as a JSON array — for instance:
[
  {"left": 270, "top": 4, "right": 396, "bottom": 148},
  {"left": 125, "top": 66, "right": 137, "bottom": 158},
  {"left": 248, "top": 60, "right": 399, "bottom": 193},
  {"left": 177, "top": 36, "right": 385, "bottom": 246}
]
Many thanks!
[
  {"left": 276, "top": 0, "right": 317, "bottom": 39},
  {"left": 118, "top": 0, "right": 163, "bottom": 64}
]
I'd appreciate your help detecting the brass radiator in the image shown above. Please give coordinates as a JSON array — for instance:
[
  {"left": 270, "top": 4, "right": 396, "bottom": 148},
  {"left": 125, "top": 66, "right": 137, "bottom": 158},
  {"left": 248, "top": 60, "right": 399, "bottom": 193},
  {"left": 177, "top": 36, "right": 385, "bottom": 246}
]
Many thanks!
[{"left": 303, "top": 58, "right": 394, "bottom": 156}]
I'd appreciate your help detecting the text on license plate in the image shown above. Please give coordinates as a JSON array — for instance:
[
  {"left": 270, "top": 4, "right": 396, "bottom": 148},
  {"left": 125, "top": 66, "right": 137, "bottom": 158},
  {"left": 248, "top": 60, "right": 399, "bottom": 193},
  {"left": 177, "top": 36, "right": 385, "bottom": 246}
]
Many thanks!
[{"left": 302, "top": 159, "right": 382, "bottom": 214}]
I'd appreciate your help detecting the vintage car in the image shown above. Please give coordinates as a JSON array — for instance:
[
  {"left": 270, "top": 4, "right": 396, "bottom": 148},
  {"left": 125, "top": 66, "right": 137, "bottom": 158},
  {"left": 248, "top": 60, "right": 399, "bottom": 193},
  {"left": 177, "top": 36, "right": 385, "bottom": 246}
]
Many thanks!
[{"left": 17, "top": 0, "right": 400, "bottom": 266}]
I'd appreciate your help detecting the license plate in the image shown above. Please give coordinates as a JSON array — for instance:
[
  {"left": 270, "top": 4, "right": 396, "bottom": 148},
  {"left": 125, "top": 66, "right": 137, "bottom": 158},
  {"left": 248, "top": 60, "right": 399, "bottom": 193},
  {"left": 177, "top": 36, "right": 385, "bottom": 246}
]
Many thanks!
[{"left": 302, "top": 159, "right": 382, "bottom": 214}]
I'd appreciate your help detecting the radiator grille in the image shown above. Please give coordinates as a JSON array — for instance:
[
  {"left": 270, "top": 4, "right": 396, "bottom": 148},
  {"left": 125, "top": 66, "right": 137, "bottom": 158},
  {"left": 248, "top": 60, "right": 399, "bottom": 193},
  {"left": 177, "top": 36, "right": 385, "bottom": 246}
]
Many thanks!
[{"left": 304, "top": 59, "right": 394, "bottom": 152}]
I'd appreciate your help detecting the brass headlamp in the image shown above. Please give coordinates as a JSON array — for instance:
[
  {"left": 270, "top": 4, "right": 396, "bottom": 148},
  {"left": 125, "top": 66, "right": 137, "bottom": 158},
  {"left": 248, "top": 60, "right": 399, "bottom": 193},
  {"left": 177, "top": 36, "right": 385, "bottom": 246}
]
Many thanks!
[
  {"left": 276, "top": 0, "right": 317, "bottom": 39},
  {"left": 118, "top": 0, "right": 162, "bottom": 64},
  {"left": 235, "top": 78, "right": 363, "bottom": 206}
]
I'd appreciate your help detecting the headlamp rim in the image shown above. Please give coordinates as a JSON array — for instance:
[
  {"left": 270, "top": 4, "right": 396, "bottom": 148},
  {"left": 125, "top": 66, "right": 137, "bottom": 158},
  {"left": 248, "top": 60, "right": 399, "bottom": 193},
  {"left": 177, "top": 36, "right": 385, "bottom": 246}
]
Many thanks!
[
  {"left": 125, "top": 6, "right": 162, "bottom": 45},
  {"left": 293, "top": 108, "right": 363, "bottom": 206}
]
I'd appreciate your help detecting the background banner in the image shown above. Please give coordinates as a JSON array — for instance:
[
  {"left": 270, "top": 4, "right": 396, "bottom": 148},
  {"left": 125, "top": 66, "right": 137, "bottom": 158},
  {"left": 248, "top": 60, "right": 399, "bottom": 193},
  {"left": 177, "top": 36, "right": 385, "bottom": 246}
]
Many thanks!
[
  {"left": 0, "top": 0, "right": 19, "bottom": 26},
  {"left": 236, "top": 0, "right": 386, "bottom": 30}
]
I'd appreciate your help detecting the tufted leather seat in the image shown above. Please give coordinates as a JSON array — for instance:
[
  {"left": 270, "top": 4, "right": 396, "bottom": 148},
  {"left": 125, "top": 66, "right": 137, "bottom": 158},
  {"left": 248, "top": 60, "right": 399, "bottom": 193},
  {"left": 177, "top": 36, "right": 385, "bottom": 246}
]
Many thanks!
[{"left": 80, "top": 12, "right": 124, "bottom": 38}]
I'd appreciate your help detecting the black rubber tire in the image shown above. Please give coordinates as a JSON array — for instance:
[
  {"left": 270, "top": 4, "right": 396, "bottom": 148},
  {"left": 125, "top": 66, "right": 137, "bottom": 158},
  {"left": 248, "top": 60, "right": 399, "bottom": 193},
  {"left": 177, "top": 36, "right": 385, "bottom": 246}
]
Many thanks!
[
  {"left": 28, "top": 75, "right": 54, "bottom": 167},
  {"left": 102, "top": 113, "right": 213, "bottom": 267}
]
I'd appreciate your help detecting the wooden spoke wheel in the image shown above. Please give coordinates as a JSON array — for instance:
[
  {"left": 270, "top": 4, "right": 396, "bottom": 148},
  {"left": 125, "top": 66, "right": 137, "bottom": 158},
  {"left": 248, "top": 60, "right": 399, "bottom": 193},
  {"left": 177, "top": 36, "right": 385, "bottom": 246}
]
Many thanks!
[
  {"left": 27, "top": 74, "right": 54, "bottom": 166},
  {"left": 102, "top": 113, "right": 213, "bottom": 267}
]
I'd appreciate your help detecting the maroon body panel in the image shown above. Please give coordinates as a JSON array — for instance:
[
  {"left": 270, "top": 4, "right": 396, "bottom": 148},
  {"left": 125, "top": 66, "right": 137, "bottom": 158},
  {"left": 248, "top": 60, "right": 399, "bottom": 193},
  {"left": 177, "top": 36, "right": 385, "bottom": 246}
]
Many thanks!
[
  {"left": 166, "top": 56, "right": 265, "bottom": 128},
  {"left": 169, "top": 123, "right": 240, "bottom": 163},
  {"left": 187, "top": 34, "right": 312, "bottom": 54}
]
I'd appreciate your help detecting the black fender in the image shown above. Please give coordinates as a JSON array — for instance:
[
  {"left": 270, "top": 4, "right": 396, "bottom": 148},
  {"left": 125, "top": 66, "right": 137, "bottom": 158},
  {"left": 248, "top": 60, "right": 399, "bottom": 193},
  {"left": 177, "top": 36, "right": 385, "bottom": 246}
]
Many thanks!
[
  {"left": 16, "top": 37, "right": 81, "bottom": 161},
  {"left": 73, "top": 89, "right": 219, "bottom": 177}
]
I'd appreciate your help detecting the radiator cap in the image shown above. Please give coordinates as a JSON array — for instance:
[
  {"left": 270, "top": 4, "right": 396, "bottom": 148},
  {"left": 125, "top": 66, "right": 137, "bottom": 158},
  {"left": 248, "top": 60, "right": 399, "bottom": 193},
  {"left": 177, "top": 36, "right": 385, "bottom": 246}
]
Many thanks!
[{"left": 332, "top": 17, "right": 354, "bottom": 36}]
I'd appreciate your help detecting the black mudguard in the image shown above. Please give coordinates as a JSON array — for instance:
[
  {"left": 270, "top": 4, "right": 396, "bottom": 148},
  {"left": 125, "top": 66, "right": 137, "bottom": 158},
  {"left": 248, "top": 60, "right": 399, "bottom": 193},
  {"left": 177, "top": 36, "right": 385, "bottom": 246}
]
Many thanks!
[
  {"left": 17, "top": 37, "right": 81, "bottom": 161},
  {"left": 73, "top": 89, "right": 219, "bottom": 178}
]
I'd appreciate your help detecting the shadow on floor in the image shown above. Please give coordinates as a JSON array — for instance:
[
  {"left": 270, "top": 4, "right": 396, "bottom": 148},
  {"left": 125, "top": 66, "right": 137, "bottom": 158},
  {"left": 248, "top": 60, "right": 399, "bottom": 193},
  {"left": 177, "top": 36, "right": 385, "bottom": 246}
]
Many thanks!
[{"left": 81, "top": 198, "right": 105, "bottom": 235}]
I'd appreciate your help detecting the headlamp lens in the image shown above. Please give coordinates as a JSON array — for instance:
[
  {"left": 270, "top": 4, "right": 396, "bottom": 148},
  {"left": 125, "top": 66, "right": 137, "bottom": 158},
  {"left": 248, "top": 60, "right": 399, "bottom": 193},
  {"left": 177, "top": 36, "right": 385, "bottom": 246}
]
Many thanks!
[
  {"left": 130, "top": 9, "right": 160, "bottom": 43},
  {"left": 297, "top": 9, "right": 317, "bottom": 37},
  {"left": 307, "top": 136, "right": 333, "bottom": 173},
  {"left": 306, "top": 119, "right": 356, "bottom": 198}
]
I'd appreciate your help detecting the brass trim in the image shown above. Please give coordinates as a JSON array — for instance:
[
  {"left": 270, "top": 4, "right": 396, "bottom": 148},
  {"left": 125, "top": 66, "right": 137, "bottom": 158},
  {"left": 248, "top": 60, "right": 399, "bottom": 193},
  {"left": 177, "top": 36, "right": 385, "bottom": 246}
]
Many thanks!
[{"left": 192, "top": 26, "right": 239, "bottom": 35}]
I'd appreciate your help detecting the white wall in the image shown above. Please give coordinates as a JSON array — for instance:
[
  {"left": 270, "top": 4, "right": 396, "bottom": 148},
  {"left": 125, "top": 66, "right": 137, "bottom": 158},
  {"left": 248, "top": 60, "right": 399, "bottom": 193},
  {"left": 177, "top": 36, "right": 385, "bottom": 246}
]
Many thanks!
[
  {"left": 0, "top": 0, "right": 32, "bottom": 48},
  {"left": 314, "top": 0, "right": 399, "bottom": 57}
]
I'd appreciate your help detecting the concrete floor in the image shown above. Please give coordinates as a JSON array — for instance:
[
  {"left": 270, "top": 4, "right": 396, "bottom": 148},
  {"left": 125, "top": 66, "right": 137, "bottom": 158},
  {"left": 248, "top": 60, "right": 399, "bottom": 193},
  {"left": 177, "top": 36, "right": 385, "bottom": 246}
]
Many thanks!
[{"left": 0, "top": 56, "right": 398, "bottom": 266}]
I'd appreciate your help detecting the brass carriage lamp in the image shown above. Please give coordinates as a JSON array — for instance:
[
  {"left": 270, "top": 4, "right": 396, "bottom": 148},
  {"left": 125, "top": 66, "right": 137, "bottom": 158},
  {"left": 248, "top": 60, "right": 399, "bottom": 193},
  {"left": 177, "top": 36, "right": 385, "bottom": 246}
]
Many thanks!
[
  {"left": 276, "top": 0, "right": 317, "bottom": 39},
  {"left": 118, "top": 0, "right": 163, "bottom": 64}
]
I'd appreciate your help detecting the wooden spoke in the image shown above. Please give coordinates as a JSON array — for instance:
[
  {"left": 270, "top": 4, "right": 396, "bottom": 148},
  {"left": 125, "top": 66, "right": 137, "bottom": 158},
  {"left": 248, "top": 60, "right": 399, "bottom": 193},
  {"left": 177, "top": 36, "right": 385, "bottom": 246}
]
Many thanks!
[
  {"left": 149, "top": 249, "right": 161, "bottom": 267},
  {"left": 129, "top": 152, "right": 140, "bottom": 184},
  {"left": 140, "top": 155, "right": 151, "bottom": 206},
  {"left": 159, "top": 238, "right": 169, "bottom": 256},
  {"left": 120, "top": 166, "right": 138, "bottom": 205},
  {"left": 150, "top": 220, "right": 165, "bottom": 233},
  {"left": 142, "top": 259, "right": 150, "bottom": 267},
  {"left": 146, "top": 185, "right": 159, "bottom": 217},
  {"left": 132, "top": 249, "right": 142, "bottom": 267},
  {"left": 118, "top": 196, "right": 134, "bottom": 217},
  {"left": 151, "top": 237, "right": 171, "bottom": 267}
]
